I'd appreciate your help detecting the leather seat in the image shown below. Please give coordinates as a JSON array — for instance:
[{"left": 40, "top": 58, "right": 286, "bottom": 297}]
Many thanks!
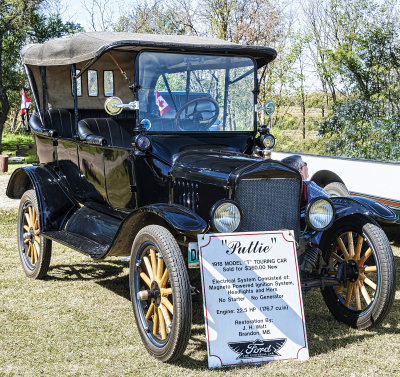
[
  {"left": 78, "top": 118, "right": 133, "bottom": 148},
  {"left": 29, "top": 109, "right": 74, "bottom": 138}
]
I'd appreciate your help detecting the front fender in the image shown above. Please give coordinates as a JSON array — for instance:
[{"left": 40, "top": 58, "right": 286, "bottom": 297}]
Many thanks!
[
  {"left": 6, "top": 166, "right": 78, "bottom": 231},
  {"left": 107, "top": 203, "right": 208, "bottom": 256},
  {"left": 331, "top": 196, "right": 398, "bottom": 224}
]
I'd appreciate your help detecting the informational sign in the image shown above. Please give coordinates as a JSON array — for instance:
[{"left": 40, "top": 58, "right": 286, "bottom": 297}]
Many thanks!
[{"left": 197, "top": 231, "right": 309, "bottom": 369}]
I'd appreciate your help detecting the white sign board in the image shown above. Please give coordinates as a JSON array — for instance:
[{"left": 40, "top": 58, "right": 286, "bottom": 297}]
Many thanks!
[{"left": 198, "top": 231, "right": 308, "bottom": 368}]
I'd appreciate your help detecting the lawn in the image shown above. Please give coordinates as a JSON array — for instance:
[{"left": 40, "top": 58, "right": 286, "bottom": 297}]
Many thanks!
[{"left": 1, "top": 209, "right": 400, "bottom": 376}]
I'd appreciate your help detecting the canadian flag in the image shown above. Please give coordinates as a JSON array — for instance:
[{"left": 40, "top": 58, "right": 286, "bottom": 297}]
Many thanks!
[
  {"left": 20, "top": 88, "right": 31, "bottom": 117},
  {"left": 156, "top": 91, "right": 171, "bottom": 117}
]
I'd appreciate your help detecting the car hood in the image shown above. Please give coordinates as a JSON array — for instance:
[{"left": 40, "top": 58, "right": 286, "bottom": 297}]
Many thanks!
[{"left": 171, "top": 147, "right": 298, "bottom": 187}]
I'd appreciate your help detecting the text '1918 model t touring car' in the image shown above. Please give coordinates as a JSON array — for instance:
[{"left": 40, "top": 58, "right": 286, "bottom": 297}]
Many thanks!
[{"left": 7, "top": 32, "right": 398, "bottom": 362}]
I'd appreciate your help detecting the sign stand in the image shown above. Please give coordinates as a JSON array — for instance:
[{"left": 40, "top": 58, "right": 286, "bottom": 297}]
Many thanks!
[{"left": 197, "top": 230, "right": 309, "bottom": 368}]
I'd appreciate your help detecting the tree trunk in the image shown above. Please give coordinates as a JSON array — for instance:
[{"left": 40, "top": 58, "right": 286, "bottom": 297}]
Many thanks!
[
  {"left": 10, "top": 110, "right": 18, "bottom": 131},
  {"left": 0, "top": 154, "right": 8, "bottom": 173},
  {"left": 0, "top": 93, "right": 10, "bottom": 154},
  {"left": 301, "top": 90, "right": 306, "bottom": 140}
]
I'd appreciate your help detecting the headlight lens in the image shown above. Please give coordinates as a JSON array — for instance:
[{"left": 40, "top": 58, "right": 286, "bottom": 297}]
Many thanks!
[
  {"left": 211, "top": 201, "right": 241, "bottom": 233},
  {"left": 306, "top": 197, "right": 335, "bottom": 231}
]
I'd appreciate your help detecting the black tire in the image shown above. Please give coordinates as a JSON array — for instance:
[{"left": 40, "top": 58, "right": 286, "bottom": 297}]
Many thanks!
[
  {"left": 17, "top": 190, "right": 52, "bottom": 279},
  {"left": 324, "top": 182, "right": 350, "bottom": 197},
  {"left": 129, "top": 225, "right": 192, "bottom": 361},
  {"left": 320, "top": 215, "right": 395, "bottom": 329}
]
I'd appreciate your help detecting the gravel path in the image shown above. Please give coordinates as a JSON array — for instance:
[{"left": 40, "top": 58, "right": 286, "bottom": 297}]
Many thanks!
[{"left": 0, "top": 175, "right": 20, "bottom": 210}]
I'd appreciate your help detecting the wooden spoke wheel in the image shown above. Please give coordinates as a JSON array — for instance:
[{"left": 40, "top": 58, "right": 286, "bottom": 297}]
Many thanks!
[
  {"left": 17, "top": 190, "right": 52, "bottom": 279},
  {"left": 320, "top": 215, "right": 395, "bottom": 330},
  {"left": 129, "top": 225, "right": 191, "bottom": 362}
]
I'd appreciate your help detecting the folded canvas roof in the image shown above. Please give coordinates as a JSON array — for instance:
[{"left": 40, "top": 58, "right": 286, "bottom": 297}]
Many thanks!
[{"left": 21, "top": 32, "right": 277, "bottom": 67}]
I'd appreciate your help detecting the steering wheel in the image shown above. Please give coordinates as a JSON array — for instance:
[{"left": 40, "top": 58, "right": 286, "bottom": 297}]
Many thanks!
[{"left": 174, "top": 97, "right": 220, "bottom": 131}]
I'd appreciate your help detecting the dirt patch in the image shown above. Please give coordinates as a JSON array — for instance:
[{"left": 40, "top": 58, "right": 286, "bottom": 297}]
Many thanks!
[{"left": 0, "top": 175, "right": 20, "bottom": 210}]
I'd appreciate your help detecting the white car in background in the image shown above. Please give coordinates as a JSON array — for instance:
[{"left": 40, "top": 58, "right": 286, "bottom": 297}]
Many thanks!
[{"left": 272, "top": 150, "right": 400, "bottom": 222}]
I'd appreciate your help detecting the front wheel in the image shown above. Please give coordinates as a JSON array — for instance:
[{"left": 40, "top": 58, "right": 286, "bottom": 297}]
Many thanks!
[
  {"left": 129, "top": 225, "right": 192, "bottom": 361},
  {"left": 320, "top": 215, "right": 395, "bottom": 329},
  {"left": 17, "top": 190, "right": 52, "bottom": 279}
]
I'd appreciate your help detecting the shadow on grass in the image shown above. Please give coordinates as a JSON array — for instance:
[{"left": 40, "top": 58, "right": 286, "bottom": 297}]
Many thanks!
[
  {"left": 44, "top": 249, "right": 400, "bottom": 369},
  {"left": 46, "top": 261, "right": 126, "bottom": 281}
]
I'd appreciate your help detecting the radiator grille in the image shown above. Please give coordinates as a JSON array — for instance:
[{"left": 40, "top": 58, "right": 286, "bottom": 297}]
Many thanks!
[
  {"left": 172, "top": 179, "right": 199, "bottom": 212},
  {"left": 235, "top": 178, "right": 300, "bottom": 238}
]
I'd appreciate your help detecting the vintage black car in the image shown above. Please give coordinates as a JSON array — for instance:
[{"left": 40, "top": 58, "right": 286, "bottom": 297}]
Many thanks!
[{"left": 7, "top": 32, "right": 398, "bottom": 362}]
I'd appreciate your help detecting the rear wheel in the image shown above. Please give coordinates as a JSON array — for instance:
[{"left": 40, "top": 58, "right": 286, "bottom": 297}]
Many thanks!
[
  {"left": 129, "top": 225, "right": 191, "bottom": 361},
  {"left": 320, "top": 215, "right": 395, "bottom": 329},
  {"left": 17, "top": 190, "right": 52, "bottom": 279}
]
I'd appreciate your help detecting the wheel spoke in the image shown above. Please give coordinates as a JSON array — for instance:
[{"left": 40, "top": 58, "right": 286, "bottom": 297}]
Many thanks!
[
  {"left": 158, "top": 307, "right": 167, "bottom": 340},
  {"left": 354, "top": 283, "right": 361, "bottom": 310},
  {"left": 31, "top": 244, "right": 35, "bottom": 264},
  {"left": 157, "top": 257, "right": 164, "bottom": 282},
  {"left": 32, "top": 207, "right": 36, "bottom": 225},
  {"left": 160, "top": 269, "right": 169, "bottom": 288},
  {"left": 35, "top": 235, "right": 40, "bottom": 244},
  {"left": 27, "top": 243, "right": 32, "bottom": 257},
  {"left": 331, "top": 252, "right": 344, "bottom": 263},
  {"left": 34, "top": 242, "right": 40, "bottom": 263},
  {"left": 24, "top": 238, "right": 30, "bottom": 244},
  {"left": 161, "top": 296, "right": 174, "bottom": 315},
  {"left": 145, "top": 303, "right": 155, "bottom": 320},
  {"left": 355, "top": 235, "right": 363, "bottom": 260},
  {"left": 363, "top": 275, "right": 377, "bottom": 291},
  {"left": 359, "top": 247, "right": 372, "bottom": 266},
  {"left": 24, "top": 225, "right": 30, "bottom": 232},
  {"left": 347, "top": 232, "right": 355, "bottom": 257},
  {"left": 364, "top": 265, "right": 377, "bottom": 273},
  {"left": 25, "top": 213, "right": 32, "bottom": 228},
  {"left": 359, "top": 282, "right": 372, "bottom": 305},
  {"left": 28, "top": 206, "right": 33, "bottom": 225},
  {"left": 153, "top": 308, "right": 159, "bottom": 336},
  {"left": 35, "top": 229, "right": 40, "bottom": 235},
  {"left": 150, "top": 249, "right": 157, "bottom": 280},
  {"left": 337, "top": 237, "right": 350, "bottom": 260},
  {"left": 160, "top": 304, "right": 171, "bottom": 329},
  {"left": 143, "top": 256, "right": 154, "bottom": 281},
  {"left": 140, "top": 272, "right": 152, "bottom": 288},
  {"left": 345, "top": 283, "right": 354, "bottom": 307},
  {"left": 161, "top": 288, "right": 172, "bottom": 296}
]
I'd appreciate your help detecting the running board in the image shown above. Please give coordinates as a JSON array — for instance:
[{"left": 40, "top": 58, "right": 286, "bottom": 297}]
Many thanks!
[{"left": 42, "top": 231, "right": 108, "bottom": 259}]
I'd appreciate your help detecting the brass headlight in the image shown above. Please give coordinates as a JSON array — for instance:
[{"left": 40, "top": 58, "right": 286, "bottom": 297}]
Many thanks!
[
  {"left": 305, "top": 197, "right": 335, "bottom": 231},
  {"left": 211, "top": 200, "right": 242, "bottom": 233}
]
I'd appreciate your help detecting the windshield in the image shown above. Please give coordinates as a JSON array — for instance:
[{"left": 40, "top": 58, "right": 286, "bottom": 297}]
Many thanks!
[{"left": 137, "top": 52, "right": 256, "bottom": 132}]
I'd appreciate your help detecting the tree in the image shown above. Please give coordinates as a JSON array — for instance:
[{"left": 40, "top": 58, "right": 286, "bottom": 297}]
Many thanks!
[
  {"left": 0, "top": 1, "right": 82, "bottom": 149},
  {"left": 319, "top": 19, "right": 400, "bottom": 160},
  {"left": 113, "top": 1, "right": 186, "bottom": 35},
  {"left": 0, "top": 0, "right": 40, "bottom": 148}
]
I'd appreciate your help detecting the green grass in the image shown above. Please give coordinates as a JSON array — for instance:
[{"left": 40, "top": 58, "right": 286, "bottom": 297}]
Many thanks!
[
  {"left": 1, "top": 209, "right": 400, "bottom": 376},
  {"left": 1, "top": 132, "right": 37, "bottom": 164}
]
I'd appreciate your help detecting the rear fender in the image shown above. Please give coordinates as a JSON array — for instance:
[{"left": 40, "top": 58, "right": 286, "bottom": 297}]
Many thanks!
[
  {"left": 6, "top": 166, "right": 78, "bottom": 231},
  {"left": 108, "top": 203, "right": 208, "bottom": 256},
  {"left": 331, "top": 196, "right": 398, "bottom": 224}
]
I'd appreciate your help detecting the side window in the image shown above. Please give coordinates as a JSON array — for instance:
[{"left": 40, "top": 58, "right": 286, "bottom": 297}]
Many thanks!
[
  {"left": 104, "top": 71, "right": 114, "bottom": 96},
  {"left": 88, "top": 70, "right": 98, "bottom": 97},
  {"left": 71, "top": 69, "right": 82, "bottom": 96}
]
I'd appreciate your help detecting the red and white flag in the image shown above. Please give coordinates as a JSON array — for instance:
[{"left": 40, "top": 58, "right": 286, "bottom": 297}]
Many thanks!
[
  {"left": 156, "top": 91, "right": 171, "bottom": 117},
  {"left": 20, "top": 89, "right": 31, "bottom": 117}
]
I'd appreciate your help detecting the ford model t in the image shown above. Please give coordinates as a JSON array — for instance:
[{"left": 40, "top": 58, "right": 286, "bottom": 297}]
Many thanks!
[{"left": 7, "top": 32, "right": 397, "bottom": 361}]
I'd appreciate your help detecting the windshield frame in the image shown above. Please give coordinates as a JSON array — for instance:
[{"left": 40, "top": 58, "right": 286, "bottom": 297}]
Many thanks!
[{"left": 134, "top": 50, "right": 258, "bottom": 134}]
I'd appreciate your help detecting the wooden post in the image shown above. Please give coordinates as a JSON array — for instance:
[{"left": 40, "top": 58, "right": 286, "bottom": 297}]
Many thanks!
[{"left": 0, "top": 155, "right": 8, "bottom": 173}]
